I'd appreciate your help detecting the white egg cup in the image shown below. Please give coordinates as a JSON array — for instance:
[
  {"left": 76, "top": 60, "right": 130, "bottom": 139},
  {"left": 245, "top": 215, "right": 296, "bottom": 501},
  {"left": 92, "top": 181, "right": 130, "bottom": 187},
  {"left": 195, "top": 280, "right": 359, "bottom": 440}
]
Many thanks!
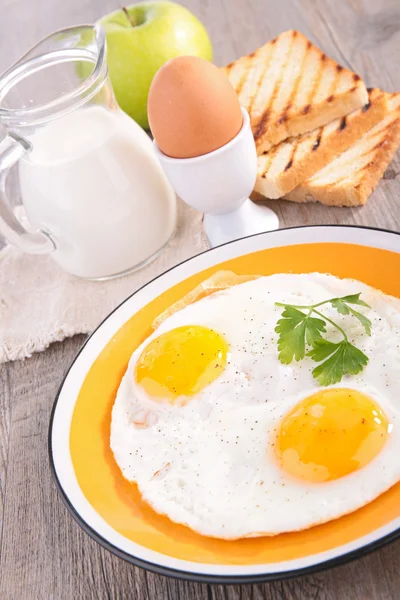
[{"left": 153, "top": 108, "right": 279, "bottom": 247}]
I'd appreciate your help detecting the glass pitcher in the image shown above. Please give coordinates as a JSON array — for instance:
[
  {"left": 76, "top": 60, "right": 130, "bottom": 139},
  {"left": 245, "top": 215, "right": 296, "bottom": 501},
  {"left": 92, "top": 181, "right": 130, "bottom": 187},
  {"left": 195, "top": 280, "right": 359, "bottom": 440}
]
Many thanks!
[{"left": 0, "top": 25, "right": 177, "bottom": 279}]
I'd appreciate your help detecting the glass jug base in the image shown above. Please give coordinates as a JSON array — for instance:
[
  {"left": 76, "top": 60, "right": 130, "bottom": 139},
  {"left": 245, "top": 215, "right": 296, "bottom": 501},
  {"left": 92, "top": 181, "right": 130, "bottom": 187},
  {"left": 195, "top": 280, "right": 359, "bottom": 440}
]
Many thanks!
[{"left": 75, "top": 229, "right": 176, "bottom": 282}]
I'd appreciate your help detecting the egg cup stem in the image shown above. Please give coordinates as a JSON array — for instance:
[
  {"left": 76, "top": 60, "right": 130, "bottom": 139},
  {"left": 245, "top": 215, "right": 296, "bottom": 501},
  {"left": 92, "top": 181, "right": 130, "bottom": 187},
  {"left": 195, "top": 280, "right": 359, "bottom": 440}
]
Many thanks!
[{"left": 203, "top": 198, "right": 279, "bottom": 247}]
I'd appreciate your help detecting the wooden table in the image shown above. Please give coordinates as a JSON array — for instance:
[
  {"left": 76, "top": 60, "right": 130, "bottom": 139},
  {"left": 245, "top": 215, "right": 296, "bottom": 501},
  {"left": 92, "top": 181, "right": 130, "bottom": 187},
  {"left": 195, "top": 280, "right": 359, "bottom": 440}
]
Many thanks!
[{"left": 1, "top": 0, "right": 400, "bottom": 598}]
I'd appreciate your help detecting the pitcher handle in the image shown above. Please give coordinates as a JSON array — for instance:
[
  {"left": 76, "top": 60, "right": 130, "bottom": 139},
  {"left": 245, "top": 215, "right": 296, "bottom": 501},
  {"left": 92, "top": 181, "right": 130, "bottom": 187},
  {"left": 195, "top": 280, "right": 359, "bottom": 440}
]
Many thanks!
[{"left": 0, "top": 133, "right": 55, "bottom": 254}]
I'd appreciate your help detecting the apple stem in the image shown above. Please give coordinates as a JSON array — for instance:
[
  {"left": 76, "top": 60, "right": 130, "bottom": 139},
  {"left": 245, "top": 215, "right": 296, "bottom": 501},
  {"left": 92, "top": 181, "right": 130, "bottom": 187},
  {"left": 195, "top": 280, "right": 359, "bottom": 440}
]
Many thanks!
[{"left": 122, "top": 6, "right": 136, "bottom": 27}]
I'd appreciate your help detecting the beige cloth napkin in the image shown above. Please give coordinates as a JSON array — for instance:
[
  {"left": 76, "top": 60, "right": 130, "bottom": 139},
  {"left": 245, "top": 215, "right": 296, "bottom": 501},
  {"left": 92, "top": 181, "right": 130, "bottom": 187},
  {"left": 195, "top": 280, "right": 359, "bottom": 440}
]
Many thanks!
[{"left": 0, "top": 200, "right": 208, "bottom": 363}]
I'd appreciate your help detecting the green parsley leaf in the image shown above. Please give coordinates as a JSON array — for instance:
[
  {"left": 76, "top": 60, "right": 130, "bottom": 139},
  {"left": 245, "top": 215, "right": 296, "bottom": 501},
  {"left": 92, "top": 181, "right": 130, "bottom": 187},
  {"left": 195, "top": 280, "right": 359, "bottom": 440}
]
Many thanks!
[
  {"left": 276, "top": 320, "right": 307, "bottom": 364},
  {"left": 344, "top": 342, "right": 369, "bottom": 374},
  {"left": 346, "top": 307, "right": 372, "bottom": 336},
  {"left": 275, "top": 306, "right": 326, "bottom": 364},
  {"left": 307, "top": 338, "right": 339, "bottom": 361},
  {"left": 311, "top": 340, "right": 369, "bottom": 386},
  {"left": 330, "top": 298, "right": 351, "bottom": 315},
  {"left": 330, "top": 295, "right": 372, "bottom": 335},
  {"left": 305, "top": 318, "right": 326, "bottom": 346},
  {"left": 311, "top": 342, "right": 346, "bottom": 386},
  {"left": 334, "top": 293, "right": 370, "bottom": 308},
  {"left": 275, "top": 306, "right": 306, "bottom": 333}
]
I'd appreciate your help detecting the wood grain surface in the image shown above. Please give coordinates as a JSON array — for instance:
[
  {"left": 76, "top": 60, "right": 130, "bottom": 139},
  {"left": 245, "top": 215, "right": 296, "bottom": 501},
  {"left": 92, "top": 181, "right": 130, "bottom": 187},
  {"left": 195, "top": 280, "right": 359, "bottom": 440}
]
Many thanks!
[{"left": 1, "top": 0, "right": 400, "bottom": 598}]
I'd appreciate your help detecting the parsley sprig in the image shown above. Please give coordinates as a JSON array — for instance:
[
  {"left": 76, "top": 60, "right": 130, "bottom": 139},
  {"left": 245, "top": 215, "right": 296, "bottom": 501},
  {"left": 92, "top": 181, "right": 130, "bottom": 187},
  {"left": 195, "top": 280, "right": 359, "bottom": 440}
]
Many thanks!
[{"left": 275, "top": 294, "right": 372, "bottom": 386}]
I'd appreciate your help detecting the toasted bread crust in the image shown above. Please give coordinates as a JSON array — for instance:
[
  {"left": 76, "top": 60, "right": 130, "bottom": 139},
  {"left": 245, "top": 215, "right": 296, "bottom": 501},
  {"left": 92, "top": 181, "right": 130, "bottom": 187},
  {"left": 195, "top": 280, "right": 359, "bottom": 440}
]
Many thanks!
[
  {"left": 223, "top": 30, "right": 368, "bottom": 151},
  {"left": 282, "top": 93, "right": 400, "bottom": 206},
  {"left": 255, "top": 89, "right": 388, "bottom": 198}
]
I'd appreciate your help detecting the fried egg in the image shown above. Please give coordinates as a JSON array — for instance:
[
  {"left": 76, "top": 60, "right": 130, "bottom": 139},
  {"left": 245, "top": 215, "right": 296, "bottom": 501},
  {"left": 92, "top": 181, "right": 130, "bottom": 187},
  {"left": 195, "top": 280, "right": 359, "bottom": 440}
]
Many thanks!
[{"left": 110, "top": 273, "right": 400, "bottom": 539}]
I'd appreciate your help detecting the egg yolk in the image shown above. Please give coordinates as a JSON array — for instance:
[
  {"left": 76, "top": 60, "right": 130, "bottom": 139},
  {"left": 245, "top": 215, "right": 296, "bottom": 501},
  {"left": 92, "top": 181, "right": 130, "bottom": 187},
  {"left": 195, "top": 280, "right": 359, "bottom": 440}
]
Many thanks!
[
  {"left": 135, "top": 325, "right": 228, "bottom": 401},
  {"left": 276, "top": 388, "right": 390, "bottom": 483}
]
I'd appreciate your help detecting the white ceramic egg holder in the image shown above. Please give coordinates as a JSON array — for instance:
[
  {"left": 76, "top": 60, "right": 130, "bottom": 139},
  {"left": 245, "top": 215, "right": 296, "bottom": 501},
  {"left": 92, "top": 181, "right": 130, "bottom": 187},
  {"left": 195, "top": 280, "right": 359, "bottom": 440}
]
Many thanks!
[{"left": 153, "top": 108, "right": 279, "bottom": 247}]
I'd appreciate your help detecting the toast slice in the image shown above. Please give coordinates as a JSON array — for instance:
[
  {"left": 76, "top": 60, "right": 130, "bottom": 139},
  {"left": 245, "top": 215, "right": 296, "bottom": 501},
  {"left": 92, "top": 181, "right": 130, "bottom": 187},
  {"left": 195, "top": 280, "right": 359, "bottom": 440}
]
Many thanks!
[
  {"left": 283, "top": 93, "right": 400, "bottom": 206},
  {"left": 223, "top": 30, "right": 369, "bottom": 153},
  {"left": 255, "top": 88, "right": 388, "bottom": 198}
]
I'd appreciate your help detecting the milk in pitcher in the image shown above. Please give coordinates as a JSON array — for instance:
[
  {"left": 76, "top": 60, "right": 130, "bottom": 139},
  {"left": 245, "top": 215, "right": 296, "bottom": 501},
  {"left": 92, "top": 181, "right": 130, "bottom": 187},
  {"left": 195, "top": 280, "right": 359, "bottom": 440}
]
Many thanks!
[{"left": 19, "top": 106, "right": 177, "bottom": 278}]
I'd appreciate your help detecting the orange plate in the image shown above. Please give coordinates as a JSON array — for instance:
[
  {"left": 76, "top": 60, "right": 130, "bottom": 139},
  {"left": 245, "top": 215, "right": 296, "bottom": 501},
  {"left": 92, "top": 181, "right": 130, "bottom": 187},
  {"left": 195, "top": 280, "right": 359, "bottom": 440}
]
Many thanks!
[{"left": 67, "top": 240, "right": 400, "bottom": 569}]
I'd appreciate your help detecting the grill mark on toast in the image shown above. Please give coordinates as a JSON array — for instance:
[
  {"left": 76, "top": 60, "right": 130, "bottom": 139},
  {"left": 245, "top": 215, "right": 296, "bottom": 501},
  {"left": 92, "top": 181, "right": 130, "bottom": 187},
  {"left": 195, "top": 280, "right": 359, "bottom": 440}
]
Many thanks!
[
  {"left": 225, "top": 57, "right": 249, "bottom": 97},
  {"left": 257, "top": 135, "right": 280, "bottom": 175},
  {"left": 248, "top": 43, "right": 277, "bottom": 122},
  {"left": 327, "top": 62, "right": 343, "bottom": 103},
  {"left": 282, "top": 35, "right": 313, "bottom": 121},
  {"left": 284, "top": 137, "right": 300, "bottom": 173},
  {"left": 322, "top": 174, "right": 351, "bottom": 187},
  {"left": 235, "top": 59, "right": 252, "bottom": 97},
  {"left": 365, "top": 160, "right": 375, "bottom": 169},
  {"left": 271, "top": 31, "right": 300, "bottom": 127},
  {"left": 372, "top": 140, "right": 386, "bottom": 150},
  {"left": 284, "top": 160, "right": 293, "bottom": 171},
  {"left": 258, "top": 138, "right": 278, "bottom": 173},
  {"left": 338, "top": 117, "right": 347, "bottom": 131},
  {"left": 260, "top": 146, "right": 279, "bottom": 176},
  {"left": 316, "top": 169, "right": 363, "bottom": 188},
  {"left": 312, "top": 130, "right": 322, "bottom": 151},
  {"left": 357, "top": 146, "right": 384, "bottom": 162},
  {"left": 254, "top": 31, "right": 297, "bottom": 142},
  {"left": 299, "top": 51, "right": 326, "bottom": 116},
  {"left": 322, "top": 53, "right": 353, "bottom": 110},
  {"left": 254, "top": 111, "right": 270, "bottom": 141},
  {"left": 237, "top": 46, "right": 272, "bottom": 103}
]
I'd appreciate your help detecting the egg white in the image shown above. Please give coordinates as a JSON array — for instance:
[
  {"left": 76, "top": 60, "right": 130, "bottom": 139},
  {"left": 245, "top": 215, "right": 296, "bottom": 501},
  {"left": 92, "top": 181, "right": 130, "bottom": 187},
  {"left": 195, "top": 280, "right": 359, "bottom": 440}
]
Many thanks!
[{"left": 110, "top": 273, "right": 400, "bottom": 539}]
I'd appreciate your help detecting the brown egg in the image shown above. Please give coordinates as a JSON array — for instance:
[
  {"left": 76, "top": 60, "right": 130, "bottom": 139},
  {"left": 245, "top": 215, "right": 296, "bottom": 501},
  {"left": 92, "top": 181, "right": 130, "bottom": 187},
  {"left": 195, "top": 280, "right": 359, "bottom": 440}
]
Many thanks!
[{"left": 148, "top": 56, "right": 243, "bottom": 159}]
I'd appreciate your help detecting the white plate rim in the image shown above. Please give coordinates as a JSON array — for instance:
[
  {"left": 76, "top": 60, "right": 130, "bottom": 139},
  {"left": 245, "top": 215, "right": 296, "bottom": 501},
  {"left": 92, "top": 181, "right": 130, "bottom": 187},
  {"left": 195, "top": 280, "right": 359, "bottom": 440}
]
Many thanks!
[{"left": 49, "top": 224, "right": 400, "bottom": 584}]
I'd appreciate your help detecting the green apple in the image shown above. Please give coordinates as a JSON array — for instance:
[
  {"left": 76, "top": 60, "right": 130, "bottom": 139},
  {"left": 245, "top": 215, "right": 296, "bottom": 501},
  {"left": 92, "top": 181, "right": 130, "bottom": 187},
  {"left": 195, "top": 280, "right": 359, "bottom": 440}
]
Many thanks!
[{"left": 99, "top": 2, "right": 213, "bottom": 129}]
